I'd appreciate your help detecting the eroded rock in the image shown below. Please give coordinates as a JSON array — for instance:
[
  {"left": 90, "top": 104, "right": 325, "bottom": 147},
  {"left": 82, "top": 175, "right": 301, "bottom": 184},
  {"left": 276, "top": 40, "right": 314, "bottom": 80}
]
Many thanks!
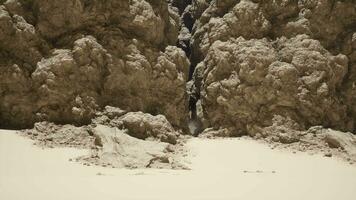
[
  {"left": 324, "top": 129, "right": 356, "bottom": 158},
  {"left": 0, "top": 0, "right": 190, "bottom": 130},
  {"left": 88, "top": 125, "right": 173, "bottom": 169},
  {"left": 23, "top": 122, "right": 94, "bottom": 148},
  {"left": 94, "top": 111, "right": 180, "bottom": 145},
  {"left": 195, "top": 35, "right": 348, "bottom": 136},
  {"left": 189, "top": 0, "right": 356, "bottom": 136},
  {"left": 22, "top": 109, "right": 188, "bottom": 169}
]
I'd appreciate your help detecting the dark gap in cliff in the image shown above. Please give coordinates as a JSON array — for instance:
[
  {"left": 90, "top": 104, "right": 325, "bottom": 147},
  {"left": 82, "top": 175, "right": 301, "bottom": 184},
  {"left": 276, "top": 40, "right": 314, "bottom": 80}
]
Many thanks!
[
  {"left": 171, "top": 0, "right": 192, "bottom": 15},
  {"left": 171, "top": 0, "right": 201, "bottom": 135}
]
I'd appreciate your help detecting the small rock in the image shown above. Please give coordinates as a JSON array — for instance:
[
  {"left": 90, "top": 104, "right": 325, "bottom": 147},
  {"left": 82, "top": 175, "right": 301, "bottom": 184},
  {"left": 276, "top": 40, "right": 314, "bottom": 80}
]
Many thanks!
[
  {"left": 165, "top": 144, "right": 175, "bottom": 153},
  {"left": 324, "top": 153, "right": 332, "bottom": 157}
]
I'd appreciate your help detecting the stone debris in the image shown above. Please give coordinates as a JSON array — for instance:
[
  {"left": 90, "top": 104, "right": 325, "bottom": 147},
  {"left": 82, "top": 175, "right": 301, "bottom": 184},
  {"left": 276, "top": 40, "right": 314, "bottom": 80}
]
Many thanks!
[
  {"left": 22, "top": 109, "right": 189, "bottom": 169},
  {"left": 82, "top": 125, "right": 174, "bottom": 169}
]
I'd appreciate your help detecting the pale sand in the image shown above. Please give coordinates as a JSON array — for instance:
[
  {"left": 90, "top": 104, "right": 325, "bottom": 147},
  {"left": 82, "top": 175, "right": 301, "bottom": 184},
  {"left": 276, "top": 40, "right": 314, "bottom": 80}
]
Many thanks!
[{"left": 1, "top": 129, "right": 356, "bottom": 200}]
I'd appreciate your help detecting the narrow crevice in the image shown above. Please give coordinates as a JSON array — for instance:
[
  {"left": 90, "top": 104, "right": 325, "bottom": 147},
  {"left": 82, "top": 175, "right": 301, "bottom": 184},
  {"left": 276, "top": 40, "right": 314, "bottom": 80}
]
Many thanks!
[
  {"left": 172, "top": 0, "right": 202, "bottom": 135},
  {"left": 173, "top": 0, "right": 201, "bottom": 81}
]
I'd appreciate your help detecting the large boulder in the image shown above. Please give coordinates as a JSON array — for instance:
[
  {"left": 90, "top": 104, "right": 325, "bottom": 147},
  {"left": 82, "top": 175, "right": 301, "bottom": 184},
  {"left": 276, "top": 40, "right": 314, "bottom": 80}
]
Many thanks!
[
  {"left": 190, "top": 0, "right": 356, "bottom": 134},
  {"left": 88, "top": 125, "right": 173, "bottom": 168},
  {"left": 195, "top": 35, "right": 349, "bottom": 136},
  {"left": 94, "top": 109, "right": 180, "bottom": 145},
  {"left": 31, "top": 36, "right": 110, "bottom": 125}
]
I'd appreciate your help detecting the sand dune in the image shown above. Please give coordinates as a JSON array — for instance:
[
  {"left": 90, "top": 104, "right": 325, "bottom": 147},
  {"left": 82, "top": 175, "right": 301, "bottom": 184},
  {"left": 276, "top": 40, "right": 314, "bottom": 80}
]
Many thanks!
[{"left": 1, "top": 130, "right": 356, "bottom": 200}]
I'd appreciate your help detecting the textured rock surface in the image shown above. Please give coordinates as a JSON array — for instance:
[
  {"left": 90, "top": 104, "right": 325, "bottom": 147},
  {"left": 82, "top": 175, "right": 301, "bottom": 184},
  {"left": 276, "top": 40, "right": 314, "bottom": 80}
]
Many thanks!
[
  {"left": 189, "top": 0, "right": 356, "bottom": 136},
  {"left": 93, "top": 108, "right": 180, "bottom": 144},
  {"left": 23, "top": 121, "right": 95, "bottom": 148},
  {"left": 0, "top": 0, "right": 189, "bottom": 129},
  {"left": 22, "top": 109, "right": 188, "bottom": 169},
  {"left": 2, "top": 0, "right": 356, "bottom": 140},
  {"left": 324, "top": 129, "right": 356, "bottom": 157},
  {"left": 86, "top": 125, "right": 173, "bottom": 169},
  {"left": 196, "top": 35, "right": 349, "bottom": 136},
  {"left": 6, "top": 0, "right": 356, "bottom": 169}
]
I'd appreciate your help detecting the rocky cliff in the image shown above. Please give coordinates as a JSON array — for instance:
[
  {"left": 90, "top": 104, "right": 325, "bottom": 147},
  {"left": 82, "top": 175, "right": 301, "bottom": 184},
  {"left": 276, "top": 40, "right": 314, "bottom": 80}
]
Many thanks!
[
  {"left": 0, "top": 0, "right": 189, "bottom": 130},
  {"left": 187, "top": 0, "right": 356, "bottom": 136},
  {"left": 1, "top": 0, "right": 356, "bottom": 139}
]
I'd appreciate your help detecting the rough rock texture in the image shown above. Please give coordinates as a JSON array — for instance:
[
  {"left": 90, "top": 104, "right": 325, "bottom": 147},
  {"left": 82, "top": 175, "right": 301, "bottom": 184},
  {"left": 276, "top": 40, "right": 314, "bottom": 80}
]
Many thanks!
[
  {"left": 85, "top": 125, "right": 175, "bottom": 169},
  {"left": 93, "top": 107, "right": 180, "bottom": 145},
  {"left": 23, "top": 121, "right": 95, "bottom": 148},
  {"left": 200, "top": 123, "right": 356, "bottom": 163},
  {"left": 197, "top": 35, "right": 349, "bottom": 136},
  {"left": 324, "top": 129, "right": 356, "bottom": 157},
  {"left": 22, "top": 108, "right": 188, "bottom": 169},
  {"left": 189, "top": 0, "right": 356, "bottom": 136},
  {"left": 342, "top": 32, "right": 356, "bottom": 126},
  {"left": 0, "top": 0, "right": 189, "bottom": 130},
  {"left": 3, "top": 0, "right": 356, "bottom": 157}
]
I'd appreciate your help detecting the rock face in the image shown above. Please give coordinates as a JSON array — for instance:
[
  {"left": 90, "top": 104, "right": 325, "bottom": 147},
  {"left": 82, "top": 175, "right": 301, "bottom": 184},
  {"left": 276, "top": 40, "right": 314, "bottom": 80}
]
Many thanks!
[
  {"left": 0, "top": 0, "right": 189, "bottom": 129},
  {"left": 2, "top": 0, "right": 356, "bottom": 140},
  {"left": 189, "top": 0, "right": 356, "bottom": 136},
  {"left": 197, "top": 35, "right": 348, "bottom": 136},
  {"left": 7, "top": 0, "right": 356, "bottom": 168}
]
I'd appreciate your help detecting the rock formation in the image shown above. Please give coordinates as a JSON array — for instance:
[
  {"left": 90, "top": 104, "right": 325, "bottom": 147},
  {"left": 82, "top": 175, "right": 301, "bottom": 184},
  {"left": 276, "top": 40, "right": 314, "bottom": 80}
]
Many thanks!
[
  {"left": 2, "top": 0, "right": 356, "bottom": 168},
  {"left": 23, "top": 108, "right": 188, "bottom": 169},
  {"left": 84, "top": 125, "right": 176, "bottom": 169},
  {"left": 0, "top": 0, "right": 189, "bottom": 130},
  {"left": 189, "top": 0, "right": 356, "bottom": 136}
]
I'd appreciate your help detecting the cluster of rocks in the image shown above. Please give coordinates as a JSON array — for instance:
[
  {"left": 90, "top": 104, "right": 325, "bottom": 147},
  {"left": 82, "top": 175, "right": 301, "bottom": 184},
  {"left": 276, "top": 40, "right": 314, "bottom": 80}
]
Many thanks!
[
  {"left": 78, "top": 124, "right": 187, "bottom": 169},
  {"left": 0, "top": 0, "right": 189, "bottom": 130},
  {"left": 267, "top": 126, "right": 356, "bottom": 164},
  {"left": 188, "top": 0, "right": 356, "bottom": 138},
  {"left": 23, "top": 106, "right": 189, "bottom": 169}
]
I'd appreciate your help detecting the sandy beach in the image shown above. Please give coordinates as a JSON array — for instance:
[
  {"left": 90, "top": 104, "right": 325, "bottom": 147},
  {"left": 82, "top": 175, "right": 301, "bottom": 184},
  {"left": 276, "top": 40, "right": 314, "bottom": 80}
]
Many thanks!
[{"left": 1, "top": 129, "right": 356, "bottom": 200}]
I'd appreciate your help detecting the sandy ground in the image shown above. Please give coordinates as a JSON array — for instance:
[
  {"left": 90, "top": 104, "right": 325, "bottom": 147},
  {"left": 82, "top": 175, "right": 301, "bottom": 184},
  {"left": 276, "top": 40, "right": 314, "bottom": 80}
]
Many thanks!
[{"left": 1, "top": 129, "right": 356, "bottom": 200}]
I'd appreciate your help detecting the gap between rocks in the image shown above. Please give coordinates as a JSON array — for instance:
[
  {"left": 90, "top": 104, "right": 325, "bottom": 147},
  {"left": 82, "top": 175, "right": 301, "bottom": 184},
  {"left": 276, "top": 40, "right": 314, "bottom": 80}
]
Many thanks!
[{"left": 172, "top": 0, "right": 202, "bottom": 136}]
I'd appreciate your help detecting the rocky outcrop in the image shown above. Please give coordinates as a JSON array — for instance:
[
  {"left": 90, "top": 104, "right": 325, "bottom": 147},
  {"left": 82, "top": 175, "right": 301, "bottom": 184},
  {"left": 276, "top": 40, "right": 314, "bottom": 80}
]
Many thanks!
[
  {"left": 93, "top": 107, "right": 180, "bottom": 145},
  {"left": 0, "top": 0, "right": 189, "bottom": 129},
  {"left": 23, "top": 121, "right": 95, "bottom": 148},
  {"left": 196, "top": 35, "right": 349, "bottom": 136},
  {"left": 22, "top": 108, "right": 187, "bottom": 169},
  {"left": 87, "top": 125, "right": 175, "bottom": 169},
  {"left": 7, "top": 0, "right": 356, "bottom": 169},
  {"left": 2, "top": 0, "right": 356, "bottom": 140},
  {"left": 190, "top": 0, "right": 356, "bottom": 136},
  {"left": 342, "top": 32, "right": 356, "bottom": 126},
  {"left": 324, "top": 129, "right": 356, "bottom": 159}
]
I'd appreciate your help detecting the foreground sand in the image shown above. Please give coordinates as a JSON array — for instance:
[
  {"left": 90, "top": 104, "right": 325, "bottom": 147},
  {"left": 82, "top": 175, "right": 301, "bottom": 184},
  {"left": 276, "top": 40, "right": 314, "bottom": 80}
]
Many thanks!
[{"left": 1, "top": 129, "right": 356, "bottom": 200}]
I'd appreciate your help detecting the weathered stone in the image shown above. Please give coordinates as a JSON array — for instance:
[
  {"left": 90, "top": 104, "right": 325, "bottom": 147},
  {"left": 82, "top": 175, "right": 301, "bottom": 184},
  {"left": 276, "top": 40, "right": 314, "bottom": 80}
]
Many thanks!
[{"left": 91, "top": 125, "right": 171, "bottom": 168}]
